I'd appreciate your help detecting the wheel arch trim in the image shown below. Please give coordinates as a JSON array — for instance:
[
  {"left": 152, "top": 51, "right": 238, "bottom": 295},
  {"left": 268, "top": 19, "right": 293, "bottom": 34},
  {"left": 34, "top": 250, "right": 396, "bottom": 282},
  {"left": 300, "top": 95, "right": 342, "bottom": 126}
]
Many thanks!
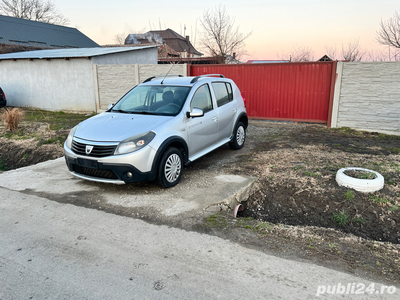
[{"left": 150, "top": 136, "right": 189, "bottom": 180}]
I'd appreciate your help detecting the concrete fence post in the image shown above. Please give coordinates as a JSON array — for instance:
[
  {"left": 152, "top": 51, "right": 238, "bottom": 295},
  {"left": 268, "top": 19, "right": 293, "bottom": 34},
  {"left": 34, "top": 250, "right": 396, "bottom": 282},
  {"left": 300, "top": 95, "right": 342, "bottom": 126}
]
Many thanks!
[{"left": 330, "top": 62, "right": 344, "bottom": 128}]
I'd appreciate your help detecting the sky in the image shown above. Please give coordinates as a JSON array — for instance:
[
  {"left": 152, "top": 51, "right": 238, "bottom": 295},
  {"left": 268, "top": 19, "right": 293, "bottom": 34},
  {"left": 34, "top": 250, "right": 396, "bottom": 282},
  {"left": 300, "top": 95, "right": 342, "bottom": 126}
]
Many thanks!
[{"left": 57, "top": 0, "right": 399, "bottom": 60}]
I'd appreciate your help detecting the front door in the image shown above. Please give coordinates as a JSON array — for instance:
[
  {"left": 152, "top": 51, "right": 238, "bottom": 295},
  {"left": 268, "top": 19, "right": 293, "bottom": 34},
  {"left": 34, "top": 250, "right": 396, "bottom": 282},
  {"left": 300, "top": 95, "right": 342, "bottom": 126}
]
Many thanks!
[{"left": 186, "top": 84, "right": 218, "bottom": 157}]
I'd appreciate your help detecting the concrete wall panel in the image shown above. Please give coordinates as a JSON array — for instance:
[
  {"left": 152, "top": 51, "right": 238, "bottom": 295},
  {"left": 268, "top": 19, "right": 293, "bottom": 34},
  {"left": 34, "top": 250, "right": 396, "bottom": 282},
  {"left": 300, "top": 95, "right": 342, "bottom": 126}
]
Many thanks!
[
  {"left": 335, "top": 62, "right": 400, "bottom": 135},
  {"left": 96, "top": 65, "right": 137, "bottom": 110},
  {"left": 95, "top": 64, "right": 187, "bottom": 110},
  {"left": 138, "top": 64, "right": 187, "bottom": 81}
]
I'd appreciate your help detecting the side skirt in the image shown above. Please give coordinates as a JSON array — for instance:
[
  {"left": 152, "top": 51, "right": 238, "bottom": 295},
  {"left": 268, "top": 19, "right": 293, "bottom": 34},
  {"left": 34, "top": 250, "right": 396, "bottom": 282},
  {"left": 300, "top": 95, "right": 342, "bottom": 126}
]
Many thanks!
[{"left": 187, "top": 137, "right": 231, "bottom": 163}]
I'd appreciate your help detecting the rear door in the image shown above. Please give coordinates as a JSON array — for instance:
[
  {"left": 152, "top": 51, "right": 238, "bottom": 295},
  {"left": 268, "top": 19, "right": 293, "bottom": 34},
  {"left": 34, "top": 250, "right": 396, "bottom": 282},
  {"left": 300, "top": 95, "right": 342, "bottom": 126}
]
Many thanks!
[{"left": 211, "top": 82, "right": 237, "bottom": 139}]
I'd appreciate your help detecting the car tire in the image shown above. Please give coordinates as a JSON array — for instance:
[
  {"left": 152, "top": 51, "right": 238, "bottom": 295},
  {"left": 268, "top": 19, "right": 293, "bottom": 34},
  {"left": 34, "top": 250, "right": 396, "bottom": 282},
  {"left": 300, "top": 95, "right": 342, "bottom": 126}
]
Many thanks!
[
  {"left": 157, "top": 147, "right": 183, "bottom": 188},
  {"left": 336, "top": 167, "right": 384, "bottom": 193},
  {"left": 229, "top": 121, "right": 246, "bottom": 150}
]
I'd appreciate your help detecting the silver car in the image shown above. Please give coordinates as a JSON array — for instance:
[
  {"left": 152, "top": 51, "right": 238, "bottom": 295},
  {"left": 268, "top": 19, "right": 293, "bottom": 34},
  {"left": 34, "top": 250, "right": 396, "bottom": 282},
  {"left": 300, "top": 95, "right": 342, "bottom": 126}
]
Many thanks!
[{"left": 64, "top": 74, "right": 248, "bottom": 187}]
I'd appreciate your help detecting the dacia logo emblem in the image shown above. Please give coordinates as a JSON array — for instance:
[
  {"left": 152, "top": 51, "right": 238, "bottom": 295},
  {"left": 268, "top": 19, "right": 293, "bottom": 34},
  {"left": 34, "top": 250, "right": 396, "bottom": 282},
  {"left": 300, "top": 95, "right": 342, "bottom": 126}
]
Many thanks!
[{"left": 85, "top": 145, "right": 94, "bottom": 155}]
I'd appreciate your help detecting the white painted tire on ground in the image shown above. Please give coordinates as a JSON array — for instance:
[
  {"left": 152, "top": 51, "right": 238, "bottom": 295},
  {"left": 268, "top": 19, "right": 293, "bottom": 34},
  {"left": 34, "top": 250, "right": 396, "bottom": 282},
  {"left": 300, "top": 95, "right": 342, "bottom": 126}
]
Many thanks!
[{"left": 336, "top": 167, "right": 384, "bottom": 193}]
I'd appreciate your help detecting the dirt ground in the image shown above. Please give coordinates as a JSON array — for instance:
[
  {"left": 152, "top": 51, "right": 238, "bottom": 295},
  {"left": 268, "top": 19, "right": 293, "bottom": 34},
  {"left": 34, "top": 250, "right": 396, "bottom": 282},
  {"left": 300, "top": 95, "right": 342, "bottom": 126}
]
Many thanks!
[
  {"left": 239, "top": 122, "right": 400, "bottom": 243},
  {"left": 1, "top": 118, "right": 400, "bottom": 285},
  {"left": 224, "top": 121, "right": 400, "bottom": 285}
]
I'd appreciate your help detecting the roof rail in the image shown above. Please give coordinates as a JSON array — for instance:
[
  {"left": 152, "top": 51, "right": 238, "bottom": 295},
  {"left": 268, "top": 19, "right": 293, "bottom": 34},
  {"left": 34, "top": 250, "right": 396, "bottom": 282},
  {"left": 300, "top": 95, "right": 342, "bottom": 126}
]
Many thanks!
[
  {"left": 190, "top": 74, "right": 225, "bottom": 84},
  {"left": 142, "top": 74, "right": 183, "bottom": 83}
]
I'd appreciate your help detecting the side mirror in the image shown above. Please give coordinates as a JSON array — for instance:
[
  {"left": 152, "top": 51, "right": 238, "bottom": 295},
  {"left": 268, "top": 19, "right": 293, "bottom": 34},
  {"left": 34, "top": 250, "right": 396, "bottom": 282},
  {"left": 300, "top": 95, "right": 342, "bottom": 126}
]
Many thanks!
[
  {"left": 186, "top": 108, "right": 204, "bottom": 118},
  {"left": 107, "top": 103, "right": 115, "bottom": 110}
]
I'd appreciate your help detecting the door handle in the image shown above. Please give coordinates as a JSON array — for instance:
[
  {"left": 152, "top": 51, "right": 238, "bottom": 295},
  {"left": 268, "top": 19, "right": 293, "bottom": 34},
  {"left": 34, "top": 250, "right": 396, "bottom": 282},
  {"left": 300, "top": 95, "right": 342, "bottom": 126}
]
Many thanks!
[
  {"left": 212, "top": 117, "right": 218, "bottom": 122},
  {"left": 233, "top": 108, "right": 237, "bottom": 112}
]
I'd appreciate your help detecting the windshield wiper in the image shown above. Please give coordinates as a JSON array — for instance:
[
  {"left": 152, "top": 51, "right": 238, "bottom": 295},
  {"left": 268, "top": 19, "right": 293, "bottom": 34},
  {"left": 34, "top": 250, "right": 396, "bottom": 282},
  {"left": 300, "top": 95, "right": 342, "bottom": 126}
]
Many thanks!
[
  {"left": 130, "top": 111, "right": 158, "bottom": 115},
  {"left": 112, "top": 109, "right": 159, "bottom": 115},
  {"left": 112, "top": 109, "right": 130, "bottom": 114}
]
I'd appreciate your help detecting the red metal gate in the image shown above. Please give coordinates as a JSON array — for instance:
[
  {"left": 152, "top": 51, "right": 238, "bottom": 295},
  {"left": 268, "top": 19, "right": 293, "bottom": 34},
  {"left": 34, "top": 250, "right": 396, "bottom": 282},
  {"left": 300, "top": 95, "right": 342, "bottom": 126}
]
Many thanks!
[{"left": 189, "top": 62, "right": 337, "bottom": 124}]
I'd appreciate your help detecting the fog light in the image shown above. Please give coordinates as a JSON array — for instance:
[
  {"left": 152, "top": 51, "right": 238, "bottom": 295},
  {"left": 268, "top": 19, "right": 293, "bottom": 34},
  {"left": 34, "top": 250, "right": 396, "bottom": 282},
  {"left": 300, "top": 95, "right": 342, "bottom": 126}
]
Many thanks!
[{"left": 126, "top": 172, "right": 133, "bottom": 178}]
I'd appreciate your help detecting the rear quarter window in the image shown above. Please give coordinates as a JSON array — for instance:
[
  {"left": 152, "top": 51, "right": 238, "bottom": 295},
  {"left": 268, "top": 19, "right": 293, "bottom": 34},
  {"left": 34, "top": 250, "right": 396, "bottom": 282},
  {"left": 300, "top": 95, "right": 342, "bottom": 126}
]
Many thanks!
[{"left": 212, "top": 82, "right": 233, "bottom": 107}]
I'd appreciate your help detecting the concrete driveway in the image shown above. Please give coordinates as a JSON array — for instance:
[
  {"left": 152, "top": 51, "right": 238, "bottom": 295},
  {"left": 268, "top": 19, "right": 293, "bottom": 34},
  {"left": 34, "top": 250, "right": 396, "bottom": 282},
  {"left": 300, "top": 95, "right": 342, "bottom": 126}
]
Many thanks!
[{"left": 0, "top": 152, "right": 255, "bottom": 228}]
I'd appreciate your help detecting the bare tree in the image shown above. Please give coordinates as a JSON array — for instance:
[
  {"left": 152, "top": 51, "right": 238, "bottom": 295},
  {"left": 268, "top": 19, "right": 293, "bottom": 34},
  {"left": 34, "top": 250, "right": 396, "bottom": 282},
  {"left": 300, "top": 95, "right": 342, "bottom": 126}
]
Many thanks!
[
  {"left": 291, "top": 45, "right": 314, "bottom": 61},
  {"left": 367, "top": 49, "right": 389, "bottom": 61},
  {"left": 0, "top": 0, "right": 68, "bottom": 25},
  {"left": 324, "top": 46, "right": 338, "bottom": 60},
  {"left": 278, "top": 45, "right": 314, "bottom": 62},
  {"left": 341, "top": 39, "right": 365, "bottom": 61},
  {"left": 324, "top": 39, "right": 365, "bottom": 61},
  {"left": 114, "top": 33, "right": 126, "bottom": 45},
  {"left": 376, "top": 10, "right": 400, "bottom": 49},
  {"left": 199, "top": 5, "right": 252, "bottom": 62},
  {"left": 367, "top": 47, "right": 400, "bottom": 61}
]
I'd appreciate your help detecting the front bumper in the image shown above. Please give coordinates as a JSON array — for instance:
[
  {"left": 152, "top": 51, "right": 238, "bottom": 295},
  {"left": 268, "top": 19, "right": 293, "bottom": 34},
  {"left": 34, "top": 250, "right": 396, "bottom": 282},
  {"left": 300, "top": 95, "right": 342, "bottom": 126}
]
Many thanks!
[{"left": 64, "top": 143, "right": 157, "bottom": 184}]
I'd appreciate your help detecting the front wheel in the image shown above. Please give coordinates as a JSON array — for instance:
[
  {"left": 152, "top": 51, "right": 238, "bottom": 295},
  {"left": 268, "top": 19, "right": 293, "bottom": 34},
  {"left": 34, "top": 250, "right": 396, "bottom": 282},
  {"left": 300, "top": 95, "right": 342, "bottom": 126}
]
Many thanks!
[
  {"left": 229, "top": 122, "right": 246, "bottom": 150},
  {"left": 157, "top": 147, "right": 183, "bottom": 188}
]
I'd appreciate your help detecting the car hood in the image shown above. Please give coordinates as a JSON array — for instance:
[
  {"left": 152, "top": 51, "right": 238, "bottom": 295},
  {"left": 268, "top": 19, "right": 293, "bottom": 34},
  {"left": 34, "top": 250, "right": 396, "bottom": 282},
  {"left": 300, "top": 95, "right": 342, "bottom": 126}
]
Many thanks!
[{"left": 74, "top": 112, "right": 171, "bottom": 142}]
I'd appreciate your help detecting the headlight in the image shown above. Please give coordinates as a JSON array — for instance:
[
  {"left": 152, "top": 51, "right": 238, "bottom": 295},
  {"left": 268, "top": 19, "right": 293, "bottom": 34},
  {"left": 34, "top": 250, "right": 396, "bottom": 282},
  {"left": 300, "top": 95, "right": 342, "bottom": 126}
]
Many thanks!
[
  {"left": 115, "top": 131, "right": 156, "bottom": 155},
  {"left": 65, "top": 125, "right": 78, "bottom": 149}
]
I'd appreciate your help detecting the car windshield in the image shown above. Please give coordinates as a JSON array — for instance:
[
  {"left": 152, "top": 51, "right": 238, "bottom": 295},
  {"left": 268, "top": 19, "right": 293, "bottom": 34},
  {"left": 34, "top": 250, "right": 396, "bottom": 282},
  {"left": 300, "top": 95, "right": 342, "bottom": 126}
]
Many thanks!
[{"left": 112, "top": 85, "right": 191, "bottom": 116}]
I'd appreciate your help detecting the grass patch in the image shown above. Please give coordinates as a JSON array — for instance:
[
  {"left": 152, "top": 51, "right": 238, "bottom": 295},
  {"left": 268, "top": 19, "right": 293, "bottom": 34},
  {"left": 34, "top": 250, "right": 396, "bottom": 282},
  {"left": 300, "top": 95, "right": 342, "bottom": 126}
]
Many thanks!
[
  {"left": 253, "top": 221, "right": 274, "bottom": 232},
  {"left": 328, "top": 243, "right": 336, "bottom": 249},
  {"left": 205, "top": 214, "right": 228, "bottom": 228},
  {"left": 337, "top": 127, "right": 353, "bottom": 134},
  {"left": 376, "top": 133, "right": 400, "bottom": 140},
  {"left": 0, "top": 159, "right": 7, "bottom": 171},
  {"left": 23, "top": 109, "right": 92, "bottom": 128},
  {"left": 351, "top": 217, "right": 365, "bottom": 224},
  {"left": 344, "top": 190, "right": 355, "bottom": 202},
  {"left": 292, "top": 165, "right": 304, "bottom": 171},
  {"left": 369, "top": 195, "right": 391, "bottom": 205},
  {"left": 344, "top": 170, "right": 376, "bottom": 179},
  {"left": 1, "top": 108, "right": 92, "bottom": 147},
  {"left": 38, "top": 135, "right": 67, "bottom": 146},
  {"left": 332, "top": 127, "right": 363, "bottom": 136},
  {"left": 387, "top": 147, "right": 400, "bottom": 154},
  {"left": 0, "top": 129, "right": 29, "bottom": 140},
  {"left": 332, "top": 211, "right": 350, "bottom": 227},
  {"left": 303, "top": 171, "right": 321, "bottom": 177}
]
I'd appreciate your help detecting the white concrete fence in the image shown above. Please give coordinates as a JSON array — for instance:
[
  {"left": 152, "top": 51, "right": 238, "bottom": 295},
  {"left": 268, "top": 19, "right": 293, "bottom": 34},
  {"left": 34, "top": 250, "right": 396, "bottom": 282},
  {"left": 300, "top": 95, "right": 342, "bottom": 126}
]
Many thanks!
[
  {"left": 331, "top": 61, "right": 400, "bottom": 135},
  {"left": 0, "top": 62, "right": 187, "bottom": 113},
  {"left": 1, "top": 60, "right": 399, "bottom": 135}
]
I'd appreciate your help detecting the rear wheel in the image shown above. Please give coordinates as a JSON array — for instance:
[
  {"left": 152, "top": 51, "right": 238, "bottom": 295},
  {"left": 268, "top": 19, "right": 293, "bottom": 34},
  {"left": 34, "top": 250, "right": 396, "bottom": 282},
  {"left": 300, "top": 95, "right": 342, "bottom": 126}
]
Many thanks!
[
  {"left": 229, "top": 122, "right": 246, "bottom": 150},
  {"left": 157, "top": 147, "right": 183, "bottom": 188}
]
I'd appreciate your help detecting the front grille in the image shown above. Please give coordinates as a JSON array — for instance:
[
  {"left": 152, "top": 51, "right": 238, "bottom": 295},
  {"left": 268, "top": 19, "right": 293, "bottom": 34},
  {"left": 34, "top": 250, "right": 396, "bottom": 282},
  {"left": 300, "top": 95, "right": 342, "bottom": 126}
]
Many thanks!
[
  {"left": 72, "top": 165, "right": 118, "bottom": 179},
  {"left": 72, "top": 140, "right": 117, "bottom": 157}
]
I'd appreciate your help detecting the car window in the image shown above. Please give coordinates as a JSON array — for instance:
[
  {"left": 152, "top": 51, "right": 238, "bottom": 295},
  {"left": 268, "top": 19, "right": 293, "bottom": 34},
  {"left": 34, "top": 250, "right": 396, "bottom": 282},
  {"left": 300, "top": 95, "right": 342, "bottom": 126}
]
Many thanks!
[
  {"left": 212, "top": 82, "right": 233, "bottom": 107},
  {"left": 226, "top": 83, "right": 233, "bottom": 100},
  {"left": 190, "top": 84, "right": 213, "bottom": 113},
  {"left": 112, "top": 85, "right": 190, "bottom": 116}
]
